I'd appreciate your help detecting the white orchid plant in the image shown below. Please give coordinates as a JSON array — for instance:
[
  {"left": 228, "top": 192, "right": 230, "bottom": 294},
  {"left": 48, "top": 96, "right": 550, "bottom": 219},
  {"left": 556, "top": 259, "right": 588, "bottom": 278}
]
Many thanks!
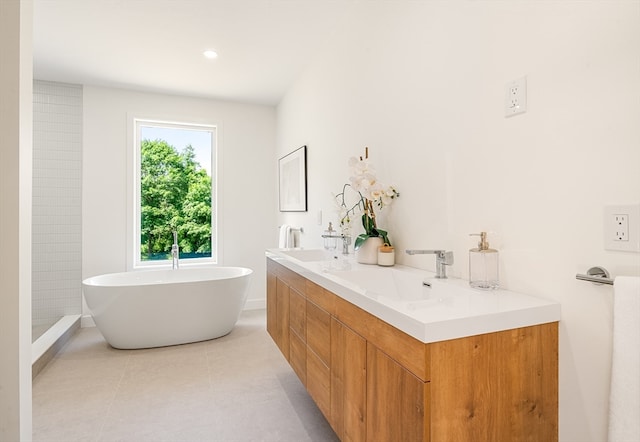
[{"left": 334, "top": 147, "right": 400, "bottom": 249}]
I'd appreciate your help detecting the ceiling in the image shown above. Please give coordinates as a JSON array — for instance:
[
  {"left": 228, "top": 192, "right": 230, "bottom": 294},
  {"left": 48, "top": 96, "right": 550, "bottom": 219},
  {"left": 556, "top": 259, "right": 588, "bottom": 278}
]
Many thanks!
[{"left": 33, "top": 0, "right": 354, "bottom": 106}]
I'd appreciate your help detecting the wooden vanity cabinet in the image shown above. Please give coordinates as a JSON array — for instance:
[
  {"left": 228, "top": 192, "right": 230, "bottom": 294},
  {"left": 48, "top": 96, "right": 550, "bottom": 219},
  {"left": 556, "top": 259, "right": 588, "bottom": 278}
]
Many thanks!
[
  {"left": 306, "top": 299, "right": 331, "bottom": 419},
  {"left": 289, "top": 287, "right": 306, "bottom": 384},
  {"left": 429, "top": 323, "right": 559, "bottom": 441},
  {"left": 367, "top": 343, "right": 428, "bottom": 441},
  {"left": 266, "top": 258, "right": 558, "bottom": 442},
  {"left": 267, "top": 258, "right": 305, "bottom": 362},
  {"left": 331, "top": 317, "right": 366, "bottom": 441},
  {"left": 266, "top": 267, "right": 289, "bottom": 360},
  {"left": 265, "top": 269, "right": 277, "bottom": 347}
]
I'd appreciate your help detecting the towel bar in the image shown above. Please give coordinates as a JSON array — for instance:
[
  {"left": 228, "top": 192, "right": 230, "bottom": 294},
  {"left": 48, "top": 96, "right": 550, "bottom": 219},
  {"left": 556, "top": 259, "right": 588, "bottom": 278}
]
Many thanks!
[
  {"left": 278, "top": 226, "right": 304, "bottom": 233},
  {"left": 576, "top": 266, "right": 614, "bottom": 285}
]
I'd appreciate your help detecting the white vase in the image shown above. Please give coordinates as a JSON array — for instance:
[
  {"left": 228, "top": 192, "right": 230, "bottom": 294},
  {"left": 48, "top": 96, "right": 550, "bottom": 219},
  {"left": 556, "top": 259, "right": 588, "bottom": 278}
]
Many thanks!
[{"left": 356, "top": 237, "right": 385, "bottom": 265}]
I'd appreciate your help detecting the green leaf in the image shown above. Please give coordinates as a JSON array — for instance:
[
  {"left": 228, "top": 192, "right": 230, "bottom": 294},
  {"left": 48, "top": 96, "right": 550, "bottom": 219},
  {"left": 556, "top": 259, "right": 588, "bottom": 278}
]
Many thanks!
[
  {"left": 354, "top": 234, "right": 370, "bottom": 250},
  {"left": 378, "top": 229, "right": 391, "bottom": 246}
]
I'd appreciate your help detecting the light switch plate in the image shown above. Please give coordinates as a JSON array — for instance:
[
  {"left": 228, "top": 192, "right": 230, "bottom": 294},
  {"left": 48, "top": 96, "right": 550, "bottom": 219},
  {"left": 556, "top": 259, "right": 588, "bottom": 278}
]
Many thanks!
[{"left": 604, "top": 204, "right": 640, "bottom": 252}]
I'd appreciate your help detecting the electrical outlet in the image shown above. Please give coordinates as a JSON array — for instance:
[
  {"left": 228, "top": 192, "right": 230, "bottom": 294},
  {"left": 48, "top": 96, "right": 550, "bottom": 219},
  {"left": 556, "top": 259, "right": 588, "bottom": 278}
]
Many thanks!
[
  {"left": 604, "top": 204, "right": 640, "bottom": 252},
  {"left": 505, "top": 76, "right": 527, "bottom": 117},
  {"left": 613, "top": 214, "right": 629, "bottom": 241}
]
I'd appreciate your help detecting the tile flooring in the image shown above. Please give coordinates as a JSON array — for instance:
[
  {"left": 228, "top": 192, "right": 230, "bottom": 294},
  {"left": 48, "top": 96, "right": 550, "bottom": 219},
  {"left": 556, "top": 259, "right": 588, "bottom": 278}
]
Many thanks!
[{"left": 32, "top": 309, "right": 339, "bottom": 442}]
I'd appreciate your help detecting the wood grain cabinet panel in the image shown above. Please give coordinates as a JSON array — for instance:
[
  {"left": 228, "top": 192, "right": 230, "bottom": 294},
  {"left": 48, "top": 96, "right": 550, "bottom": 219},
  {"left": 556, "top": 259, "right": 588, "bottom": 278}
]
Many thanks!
[
  {"left": 430, "top": 323, "right": 558, "bottom": 442},
  {"left": 331, "top": 318, "right": 366, "bottom": 442},
  {"left": 367, "top": 343, "right": 427, "bottom": 442},
  {"left": 306, "top": 280, "right": 335, "bottom": 314},
  {"left": 289, "top": 286, "right": 307, "bottom": 385},
  {"left": 306, "top": 299, "right": 332, "bottom": 422},
  {"left": 289, "top": 287, "right": 306, "bottom": 340},
  {"left": 289, "top": 329, "right": 306, "bottom": 386},
  {"left": 497, "top": 323, "right": 558, "bottom": 440},
  {"left": 275, "top": 277, "right": 290, "bottom": 361},
  {"left": 307, "top": 348, "right": 331, "bottom": 421},
  {"left": 266, "top": 270, "right": 277, "bottom": 342},
  {"left": 333, "top": 295, "right": 429, "bottom": 381},
  {"left": 306, "top": 300, "right": 331, "bottom": 364}
]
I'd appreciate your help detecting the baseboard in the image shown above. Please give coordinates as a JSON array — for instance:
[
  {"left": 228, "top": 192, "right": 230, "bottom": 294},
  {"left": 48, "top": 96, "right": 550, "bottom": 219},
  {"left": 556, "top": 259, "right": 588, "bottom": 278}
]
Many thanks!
[
  {"left": 81, "top": 314, "right": 96, "bottom": 328},
  {"left": 244, "top": 298, "right": 266, "bottom": 311}
]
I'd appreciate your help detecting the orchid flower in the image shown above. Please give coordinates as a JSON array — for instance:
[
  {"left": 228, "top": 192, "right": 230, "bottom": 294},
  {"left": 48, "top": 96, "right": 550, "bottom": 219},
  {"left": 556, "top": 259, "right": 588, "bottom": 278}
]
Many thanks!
[{"left": 334, "top": 149, "right": 400, "bottom": 248}]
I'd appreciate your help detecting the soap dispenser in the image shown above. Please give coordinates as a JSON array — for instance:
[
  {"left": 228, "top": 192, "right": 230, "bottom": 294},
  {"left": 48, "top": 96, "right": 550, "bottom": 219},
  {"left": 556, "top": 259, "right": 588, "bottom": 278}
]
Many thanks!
[
  {"left": 469, "top": 232, "right": 499, "bottom": 290},
  {"left": 323, "top": 222, "right": 338, "bottom": 252}
]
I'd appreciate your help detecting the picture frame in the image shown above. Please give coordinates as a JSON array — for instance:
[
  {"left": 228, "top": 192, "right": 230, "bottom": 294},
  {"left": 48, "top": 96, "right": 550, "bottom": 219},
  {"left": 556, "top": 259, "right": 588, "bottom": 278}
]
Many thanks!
[{"left": 279, "top": 145, "right": 307, "bottom": 212}]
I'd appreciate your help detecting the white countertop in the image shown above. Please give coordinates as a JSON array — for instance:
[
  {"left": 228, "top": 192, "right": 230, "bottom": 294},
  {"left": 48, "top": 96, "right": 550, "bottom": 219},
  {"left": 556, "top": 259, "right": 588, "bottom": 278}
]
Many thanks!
[{"left": 266, "top": 248, "right": 561, "bottom": 343}]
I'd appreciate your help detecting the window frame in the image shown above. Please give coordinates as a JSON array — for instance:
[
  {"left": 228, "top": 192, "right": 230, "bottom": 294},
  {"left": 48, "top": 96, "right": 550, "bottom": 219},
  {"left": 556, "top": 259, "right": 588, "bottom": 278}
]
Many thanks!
[{"left": 131, "top": 117, "right": 218, "bottom": 269}]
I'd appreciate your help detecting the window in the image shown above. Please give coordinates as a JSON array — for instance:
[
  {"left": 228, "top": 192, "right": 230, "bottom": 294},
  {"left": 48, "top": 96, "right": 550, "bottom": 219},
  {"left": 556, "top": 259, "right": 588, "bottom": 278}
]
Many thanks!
[{"left": 133, "top": 119, "right": 217, "bottom": 267}]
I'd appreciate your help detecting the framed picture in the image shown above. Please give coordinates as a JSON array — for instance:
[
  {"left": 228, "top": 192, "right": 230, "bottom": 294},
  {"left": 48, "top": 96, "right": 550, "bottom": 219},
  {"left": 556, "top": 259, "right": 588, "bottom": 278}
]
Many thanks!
[{"left": 279, "top": 145, "right": 307, "bottom": 212}]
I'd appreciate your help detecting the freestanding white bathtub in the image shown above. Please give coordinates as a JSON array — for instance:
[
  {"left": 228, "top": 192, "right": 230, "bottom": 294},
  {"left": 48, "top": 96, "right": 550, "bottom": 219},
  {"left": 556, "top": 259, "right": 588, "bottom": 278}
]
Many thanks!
[{"left": 82, "top": 267, "right": 252, "bottom": 349}]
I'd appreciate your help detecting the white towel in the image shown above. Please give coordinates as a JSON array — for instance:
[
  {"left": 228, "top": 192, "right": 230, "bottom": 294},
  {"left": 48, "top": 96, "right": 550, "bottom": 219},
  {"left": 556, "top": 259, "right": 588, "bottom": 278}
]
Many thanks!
[
  {"left": 608, "top": 276, "right": 640, "bottom": 442},
  {"left": 278, "top": 225, "right": 292, "bottom": 248},
  {"left": 290, "top": 229, "right": 299, "bottom": 248}
]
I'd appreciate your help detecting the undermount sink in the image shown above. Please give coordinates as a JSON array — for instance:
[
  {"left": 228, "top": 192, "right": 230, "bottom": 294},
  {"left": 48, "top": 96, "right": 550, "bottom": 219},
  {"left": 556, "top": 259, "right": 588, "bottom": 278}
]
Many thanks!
[
  {"left": 326, "top": 265, "right": 529, "bottom": 315},
  {"left": 276, "top": 248, "right": 331, "bottom": 262},
  {"left": 326, "top": 267, "right": 448, "bottom": 305}
]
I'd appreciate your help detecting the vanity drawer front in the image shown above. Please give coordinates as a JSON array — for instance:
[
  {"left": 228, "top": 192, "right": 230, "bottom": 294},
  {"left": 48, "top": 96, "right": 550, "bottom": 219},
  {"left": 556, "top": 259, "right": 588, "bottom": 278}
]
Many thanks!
[
  {"left": 430, "top": 322, "right": 559, "bottom": 442},
  {"left": 367, "top": 343, "right": 428, "bottom": 442},
  {"left": 331, "top": 317, "right": 367, "bottom": 442},
  {"left": 266, "top": 271, "right": 277, "bottom": 342},
  {"left": 282, "top": 266, "right": 306, "bottom": 293},
  {"left": 289, "top": 329, "right": 306, "bottom": 386},
  {"left": 289, "top": 287, "right": 306, "bottom": 340},
  {"left": 269, "top": 260, "right": 306, "bottom": 293},
  {"left": 307, "top": 347, "right": 331, "bottom": 421},
  {"left": 333, "top": 295, "right": 430, "bottom": 381},
  {"left": 306, "top": 280, "right": 335, "bottom": 314},
  {"left": 306, "top": 300, "right": 331, "bottom": 365},
  {"left": 275, "top": 278, "right": 290, "bottom": 361}
]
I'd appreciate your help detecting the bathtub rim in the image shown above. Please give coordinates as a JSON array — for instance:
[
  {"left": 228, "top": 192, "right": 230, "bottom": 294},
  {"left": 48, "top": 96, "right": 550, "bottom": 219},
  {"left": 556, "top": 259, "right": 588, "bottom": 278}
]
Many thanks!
[{"left": 82, "top": 266, "right": 253, "bottom": 288}]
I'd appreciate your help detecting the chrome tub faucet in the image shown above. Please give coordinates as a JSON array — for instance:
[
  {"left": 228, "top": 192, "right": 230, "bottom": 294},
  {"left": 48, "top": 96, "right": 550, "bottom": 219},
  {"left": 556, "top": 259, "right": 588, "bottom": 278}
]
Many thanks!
[
  {"left": 171, "top": 230, "right": 179, "bottom": 269},
  {"left": 405, "top": 249, "right": 454, "bottom": 278}
]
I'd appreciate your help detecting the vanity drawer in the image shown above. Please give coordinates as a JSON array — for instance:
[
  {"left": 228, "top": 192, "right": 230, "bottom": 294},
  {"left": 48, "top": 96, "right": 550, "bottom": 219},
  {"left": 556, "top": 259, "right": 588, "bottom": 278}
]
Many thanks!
[
  {"left": 333, "top": 295, "right": 430, "bottom": 382},
  {"left": 289, "top": 330, "right": 306, "bottom": 385},
  {"left": 307, "top": 346, "right": 331, "bottom": 421},
  {"left": 306, "top": 280, "right": 335, "bottom": 314},
  {"left": 306, "top": 300, "right": 331, "bottom": 365},
  {"left": 289, "top": 287, "right": 306, "bottom": 340}
]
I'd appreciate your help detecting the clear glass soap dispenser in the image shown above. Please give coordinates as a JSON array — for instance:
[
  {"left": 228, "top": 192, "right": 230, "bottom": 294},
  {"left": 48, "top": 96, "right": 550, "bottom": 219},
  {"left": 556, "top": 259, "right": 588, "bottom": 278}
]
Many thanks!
[
  {"left": 469, "top": 232, "right": 499, "bottom": 290},
  {"left": 323, "top": 222, "right": 338, "bottom": 253}
]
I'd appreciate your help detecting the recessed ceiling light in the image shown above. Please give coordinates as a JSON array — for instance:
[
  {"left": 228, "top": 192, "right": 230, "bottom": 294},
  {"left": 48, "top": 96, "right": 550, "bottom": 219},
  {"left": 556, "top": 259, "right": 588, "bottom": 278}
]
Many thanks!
[{"left": 203, "top": 50, "right": 218, "bottom": 59}]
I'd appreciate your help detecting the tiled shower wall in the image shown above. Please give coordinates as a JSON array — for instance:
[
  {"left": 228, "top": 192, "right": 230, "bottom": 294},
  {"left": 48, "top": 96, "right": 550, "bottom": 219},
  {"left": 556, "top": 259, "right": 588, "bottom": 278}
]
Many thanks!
[{"left": 32, "top": 80, "right": 83, "bottom": 334}]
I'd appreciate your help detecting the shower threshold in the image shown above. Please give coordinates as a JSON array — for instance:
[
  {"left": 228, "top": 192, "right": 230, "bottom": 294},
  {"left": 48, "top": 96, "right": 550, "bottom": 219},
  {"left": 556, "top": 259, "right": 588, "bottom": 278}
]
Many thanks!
[{"left": 32, "top": 314, "right": 81, "bottom": 379}]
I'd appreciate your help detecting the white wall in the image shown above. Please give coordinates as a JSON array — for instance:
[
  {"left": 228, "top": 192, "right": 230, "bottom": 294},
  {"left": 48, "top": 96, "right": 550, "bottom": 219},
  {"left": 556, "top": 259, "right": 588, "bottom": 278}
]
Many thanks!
[
  {"left": 83, "top": 86, "right": 276, "bottom": 311},
  {"left": 0, "top": 0, "right": 33, "bottom": 439},
  {"left": 277, "top": 2, "right": 640, "bottom": 441}
]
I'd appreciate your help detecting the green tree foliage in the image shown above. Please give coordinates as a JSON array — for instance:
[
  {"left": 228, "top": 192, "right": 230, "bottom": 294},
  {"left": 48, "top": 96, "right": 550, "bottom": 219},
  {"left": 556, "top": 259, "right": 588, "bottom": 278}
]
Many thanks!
[{"left": 140, "top": 139, "right": 212, "bottom": 260}]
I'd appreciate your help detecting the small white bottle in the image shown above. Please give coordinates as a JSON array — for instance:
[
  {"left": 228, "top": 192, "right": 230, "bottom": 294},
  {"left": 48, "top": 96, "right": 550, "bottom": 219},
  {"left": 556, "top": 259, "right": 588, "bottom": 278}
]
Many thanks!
[{"left": 469, "top": 232, "right": 499, "bottom": 290}]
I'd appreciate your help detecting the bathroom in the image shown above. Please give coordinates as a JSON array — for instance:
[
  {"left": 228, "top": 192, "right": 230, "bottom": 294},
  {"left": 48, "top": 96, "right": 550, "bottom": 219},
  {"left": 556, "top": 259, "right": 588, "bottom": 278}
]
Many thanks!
[{"left": 1, "top": 1, "right": 639, "bottom": 441}]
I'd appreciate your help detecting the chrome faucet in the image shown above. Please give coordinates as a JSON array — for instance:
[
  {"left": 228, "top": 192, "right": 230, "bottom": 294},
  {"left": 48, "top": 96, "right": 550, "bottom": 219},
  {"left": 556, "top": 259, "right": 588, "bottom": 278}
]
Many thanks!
[
  {"left": 405, "top": 249, "right": 454, "bottom": 278},
  {"left": 171, "top": 230, "right": 179, "bottom": 269},
  {"left": 321, "top": 233, "right": 352, "bottom": 255}
]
